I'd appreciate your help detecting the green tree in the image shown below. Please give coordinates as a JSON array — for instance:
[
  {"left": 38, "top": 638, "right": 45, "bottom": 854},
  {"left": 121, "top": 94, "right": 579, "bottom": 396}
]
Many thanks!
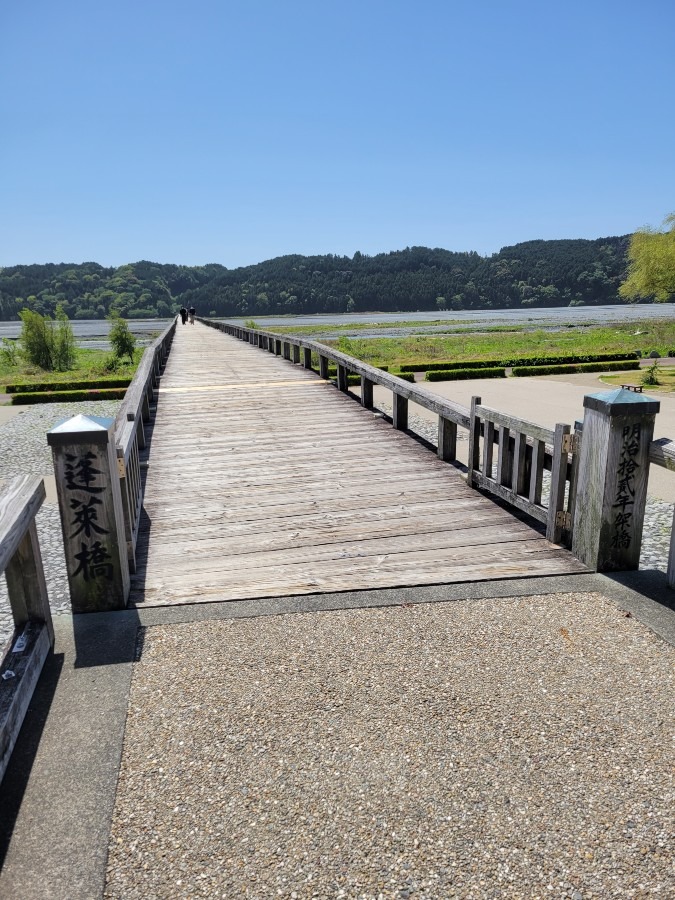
[
  {"left": 52, "top": 304, "right": 76, "bottom": 370},
  {"left": 18, "top": 309, "right": 54, "bottom": 369},
  {"left": 108, "top": 315, "right": 136, "bottom": 363},
  {"left": 620, "top": 214, "right": 675, "bottom": 302}
]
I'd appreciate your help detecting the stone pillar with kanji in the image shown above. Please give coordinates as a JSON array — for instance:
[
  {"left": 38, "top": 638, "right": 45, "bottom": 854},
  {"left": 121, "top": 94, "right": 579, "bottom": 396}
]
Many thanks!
[
  {"left": 571, "top": 388, "right": 660, "bottom": 571},
  {"left": 48, "top": 415, "right": 130, "bottom": 612}
]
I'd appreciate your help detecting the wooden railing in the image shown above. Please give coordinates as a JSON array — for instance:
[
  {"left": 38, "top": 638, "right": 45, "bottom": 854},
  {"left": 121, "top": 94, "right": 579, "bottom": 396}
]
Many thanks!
[
  {"left": 114, "top": 319, "right": 176, "bottom": 573},
  {"left": 468, "top": 401, "right": 579, "bottom": 546},
  {"left": 0, "top": 476, "right": 54, "bottom": 782},
  {"left": 200, "top": 319, "right": 579, "bottom": 545}
]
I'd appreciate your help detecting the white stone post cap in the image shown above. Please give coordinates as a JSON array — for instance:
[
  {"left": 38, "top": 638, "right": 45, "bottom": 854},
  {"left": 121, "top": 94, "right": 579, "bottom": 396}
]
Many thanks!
[{"left": 47, "top": 414, "right": 114, "bottom": 446}]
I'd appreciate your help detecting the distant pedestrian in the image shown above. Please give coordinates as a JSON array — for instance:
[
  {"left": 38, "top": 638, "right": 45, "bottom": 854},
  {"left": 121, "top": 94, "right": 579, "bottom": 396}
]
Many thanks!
[
  {"left": 179, "top": 306, "right": 187, "bottom": 325},
  {"left": 188, "top": 306, "right": 195, "bottom": 324}
]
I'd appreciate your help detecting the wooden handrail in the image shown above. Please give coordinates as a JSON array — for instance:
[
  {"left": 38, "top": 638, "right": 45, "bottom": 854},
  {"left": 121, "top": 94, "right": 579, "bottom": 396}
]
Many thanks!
[
  {"left": 115, "top": 318, "right": 177, "bottom": 436},
  {"left": 649, "top": 437, "right": 675, "bottom": 471},
  {"left": 0, "top": 476, "right": 54, "bottom": 783},
  {"left": 114, "top": 317, "right": 176, "bottom": 573}
]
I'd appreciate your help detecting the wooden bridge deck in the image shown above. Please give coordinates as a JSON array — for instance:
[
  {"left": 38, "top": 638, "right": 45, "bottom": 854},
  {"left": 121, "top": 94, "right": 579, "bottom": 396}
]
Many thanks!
[{"left": 130, "top": 323, "right": 586, "bottom": 607}]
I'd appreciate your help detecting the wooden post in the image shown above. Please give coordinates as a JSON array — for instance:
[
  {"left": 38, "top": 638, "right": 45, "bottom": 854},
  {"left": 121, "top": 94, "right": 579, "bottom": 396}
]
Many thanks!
[
  {"left": 303, "top": 347, "right": 313, "bottom": 369},
  {"left": 467, "top": 396, "right": 482, "bottom": 487},
  {"left": 337, "top": 364, "right": 349, "bottom": 392},
  {"left": 292, "top": 345, "right": 300, "bottom": 364},
  {"left": 1, "top": 476, "right": 53, "bottom": 648},
  {"left": 546, "top": 423, "right": 571, "bottom": 544},
  {"left": 437, "top": 416, "right": 457, "bottom": 462},
  {"left": 361, "top": 376, "right": 374, "bottom": 410},
  {"left": 275, "top": 339, "right": 282, "bottom": 356},
  {"left": 393, "top": 393, "right": 408, "bottom": 430},
  {"left": 283, "top": 342, "right": 291, "bottom": 360},
  {"left": 48, "top": 415, "right": 130, "bottom": 612},
  {"left": 319, "top": 356, "right": 329, "bottom": 379},
  {"left": 572, "top": 388, "right": 660, "bottom": 571},
  {"left": 0, "top": 476, "right": 54, "bottom": 784}
]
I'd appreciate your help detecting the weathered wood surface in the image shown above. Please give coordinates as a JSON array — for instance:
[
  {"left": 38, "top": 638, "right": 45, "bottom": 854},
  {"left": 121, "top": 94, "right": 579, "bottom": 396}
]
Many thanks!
[{"left": 131, "top": 324, "right": 587, "bottom": 607}]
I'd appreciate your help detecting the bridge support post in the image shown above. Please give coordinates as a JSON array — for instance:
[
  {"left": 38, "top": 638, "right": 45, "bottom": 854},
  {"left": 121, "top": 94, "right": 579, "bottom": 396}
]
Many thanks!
[
  {"left": 283, "top": 342, "right": 291, "bottom": 360},
  {"left": 292, "top": 345, "right": 300, "bottom": 364},
  {"left": 337, "top": 364, "right": 349, "bottom": 392},
  {"left": 393, "top": 393, "right": 408, "bottom": 431},
  {"left": 319, "top": 356, "right": 329, "bottom": 379},
  {"left": 438, "top": 416, "right": 457, "bottom": 462},
  {"left": 572, "top": 388, "right": 660, "bottom": 571},
  {"left": 48, "top": 415, "right": 130, "bottom": 612},
  {"left": 361, "top": 376, "right": 374, "bottom": 409},
  {"left": 303, "top": 348, "right": 312, "bottom": 369},
  {"left": 275, "top": 339, "right": 282, "bottom": 356}
]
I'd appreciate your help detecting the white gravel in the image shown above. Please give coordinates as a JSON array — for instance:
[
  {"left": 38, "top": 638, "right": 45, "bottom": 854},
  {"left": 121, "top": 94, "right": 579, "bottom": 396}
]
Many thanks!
[{"left": 105, "top": 592, "right": 675, "bottom": 899}]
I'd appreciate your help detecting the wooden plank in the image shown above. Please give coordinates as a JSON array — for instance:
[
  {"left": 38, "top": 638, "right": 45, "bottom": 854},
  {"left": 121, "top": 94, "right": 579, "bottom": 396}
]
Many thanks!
[
  {"left": 135, "top": 522, "right": 540, "bottom": 580},
  {"left": 132, "top": 544, "right": 587, "bottom": 606}
]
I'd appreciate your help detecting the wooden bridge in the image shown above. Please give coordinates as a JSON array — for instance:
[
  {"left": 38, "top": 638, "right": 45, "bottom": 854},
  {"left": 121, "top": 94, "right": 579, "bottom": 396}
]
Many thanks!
[{"left": 129, "top": 322, "right": 587, "bottom": 606}]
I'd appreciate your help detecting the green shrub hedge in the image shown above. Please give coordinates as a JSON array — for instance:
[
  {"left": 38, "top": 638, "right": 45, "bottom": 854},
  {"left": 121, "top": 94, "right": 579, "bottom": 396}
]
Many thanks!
[
  {"left": 401, "top": 360, "right": 499, "bottom": 372},
  {"left": 425, "top": 367, "right": 506, "bottom": 382},
  {"left": 402, "top": 352, "right": 639, "bottom": 373},
  {"left": 511, "top": 361, "right": 641, "bottom": 377},
  {"left": 336, "top": 371, "right": 414, "bottom": 387},
  {"left": 5, "top": 377, "right": 132, "bottom": 394},
  {"left": 11, "top": 387, "right": 128, "bottom": 405}
]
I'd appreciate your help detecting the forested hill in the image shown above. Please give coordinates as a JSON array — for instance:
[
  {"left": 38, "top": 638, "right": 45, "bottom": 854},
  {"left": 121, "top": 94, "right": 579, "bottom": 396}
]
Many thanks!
[{"left": 0, "top": 234, "right": 654, "bottom": 321}]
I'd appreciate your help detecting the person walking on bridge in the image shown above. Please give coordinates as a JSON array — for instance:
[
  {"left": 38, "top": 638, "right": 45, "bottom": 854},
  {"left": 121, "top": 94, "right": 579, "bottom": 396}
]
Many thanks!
[
  {"left": 188, "top": 306, "right": 195, "bottom": 324},
  {"left": 179, "top": 306, "right": 187, "bottom": 325}
]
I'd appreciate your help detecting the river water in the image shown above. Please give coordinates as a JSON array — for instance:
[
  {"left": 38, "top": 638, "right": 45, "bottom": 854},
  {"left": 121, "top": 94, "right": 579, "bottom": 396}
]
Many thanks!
[{"left": 0, "top": 305, "right": 673, "bottom": 347}]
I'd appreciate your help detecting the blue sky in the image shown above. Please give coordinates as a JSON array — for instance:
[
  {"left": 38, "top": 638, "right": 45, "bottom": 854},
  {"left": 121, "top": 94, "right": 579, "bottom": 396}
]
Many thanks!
[{"left": 1, "top": 0, "right": 673, "bottom": 268}]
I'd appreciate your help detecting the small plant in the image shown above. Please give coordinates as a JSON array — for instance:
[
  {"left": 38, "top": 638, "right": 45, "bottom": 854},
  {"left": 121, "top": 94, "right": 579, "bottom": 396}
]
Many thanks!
[
  {"left": 0, "top": 338, "right": 19, "bottom": 367},
  {"left": 243, "top": 319, "right": 258, "bottom": 329},
  {"left": 108, "top": 315, "right": 136, "bottom": 364},
  {"left": 642, "top": 359, "right": 660, "bottom": 386}
]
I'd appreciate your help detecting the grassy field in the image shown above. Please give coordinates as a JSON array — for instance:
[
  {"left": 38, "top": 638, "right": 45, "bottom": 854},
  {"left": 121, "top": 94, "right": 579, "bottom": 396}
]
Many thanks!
[
  {"left": 272, "top": 319, "right": 529, "bottom": 336},
  {"left": 602, "top": 364, "right": 675, "bottom": 392},
  {"left": 0, "top": 348, "right": 139, "bottom": 391},
  {"left": 313, "top": 322, "right": 675, "bottom": 369}
]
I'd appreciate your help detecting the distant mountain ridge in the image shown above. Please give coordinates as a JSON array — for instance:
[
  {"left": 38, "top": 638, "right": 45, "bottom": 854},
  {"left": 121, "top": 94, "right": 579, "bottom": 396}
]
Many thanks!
[{"left": 0, "top": 234, "right": 659, "bottom": 320}]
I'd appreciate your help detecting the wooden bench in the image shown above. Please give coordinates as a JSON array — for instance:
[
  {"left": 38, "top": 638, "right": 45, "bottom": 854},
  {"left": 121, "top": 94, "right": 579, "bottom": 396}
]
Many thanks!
[{"left": 621, "top": 384, "right": 643, "bottom": 392}]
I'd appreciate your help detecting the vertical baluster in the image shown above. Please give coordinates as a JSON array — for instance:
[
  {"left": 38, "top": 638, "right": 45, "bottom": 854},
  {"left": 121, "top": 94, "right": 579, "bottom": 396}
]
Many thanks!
[
  {"left": 529, "top": 439, "right": 545, "bottom": 505},
  {"left": 482, "top": 420, "right": 495, "bottom": 480},
  {"left": 512, "top": 432, "right": 527, "bottom": 496}
]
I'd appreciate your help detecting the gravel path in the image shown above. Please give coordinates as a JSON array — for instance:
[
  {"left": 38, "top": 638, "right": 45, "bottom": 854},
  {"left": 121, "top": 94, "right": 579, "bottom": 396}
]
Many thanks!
[
  {"left": 104, "top": 592, "right": 675, "bottom": 898},
  {"left": 1, "top": 401, "right": 674, "bottom": 648}
]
